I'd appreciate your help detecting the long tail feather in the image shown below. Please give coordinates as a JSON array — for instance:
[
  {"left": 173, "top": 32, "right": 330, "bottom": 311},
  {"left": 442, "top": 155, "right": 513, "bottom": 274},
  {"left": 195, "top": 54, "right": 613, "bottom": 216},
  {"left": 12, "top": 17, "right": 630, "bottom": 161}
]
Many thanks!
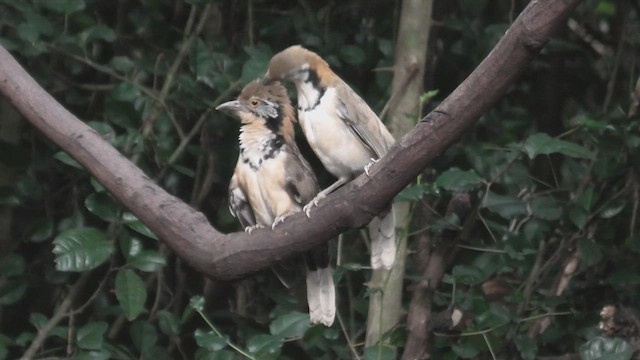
[
  {"left": 369, "top": 207, "right": 397, "bottom": 269},
  {"left": 306, "top": 267, "right": 336, "bottom": 326}
]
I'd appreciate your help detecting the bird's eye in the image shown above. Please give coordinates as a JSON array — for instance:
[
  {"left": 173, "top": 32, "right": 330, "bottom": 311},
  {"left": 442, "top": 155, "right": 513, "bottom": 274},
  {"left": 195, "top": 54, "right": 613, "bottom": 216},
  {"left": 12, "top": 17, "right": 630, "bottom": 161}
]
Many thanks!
[{"left": 250, "top": 99, "right": 259, "bottom": 107}]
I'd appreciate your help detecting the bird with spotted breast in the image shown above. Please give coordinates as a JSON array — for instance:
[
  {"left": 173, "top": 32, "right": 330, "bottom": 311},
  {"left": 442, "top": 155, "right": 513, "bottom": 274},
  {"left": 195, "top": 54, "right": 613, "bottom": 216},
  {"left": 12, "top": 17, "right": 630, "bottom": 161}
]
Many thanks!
[
  {"left": 262, "top": 45, "right": 397, "bottom": 270},
  {"left": 216, "top": 79, "right": 336, "bottom": 326}
]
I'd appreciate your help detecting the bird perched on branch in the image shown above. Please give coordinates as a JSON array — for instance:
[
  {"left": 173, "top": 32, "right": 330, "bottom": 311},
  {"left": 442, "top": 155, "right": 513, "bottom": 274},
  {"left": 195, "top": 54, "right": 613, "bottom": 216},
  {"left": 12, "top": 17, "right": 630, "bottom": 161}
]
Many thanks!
[
  {"left": 216, "top": 80, "right": 335, "bottom": 326},
  {"left": 262, "top": 45, "right": 397, "bottom": 269}
]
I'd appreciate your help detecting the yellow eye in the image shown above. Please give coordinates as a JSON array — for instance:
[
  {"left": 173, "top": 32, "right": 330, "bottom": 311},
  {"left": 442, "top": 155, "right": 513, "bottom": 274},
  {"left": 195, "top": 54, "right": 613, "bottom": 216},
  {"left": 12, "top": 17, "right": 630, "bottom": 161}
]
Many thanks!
[{"left": 250, "top": 99, "right": 259, "bottom": 107}]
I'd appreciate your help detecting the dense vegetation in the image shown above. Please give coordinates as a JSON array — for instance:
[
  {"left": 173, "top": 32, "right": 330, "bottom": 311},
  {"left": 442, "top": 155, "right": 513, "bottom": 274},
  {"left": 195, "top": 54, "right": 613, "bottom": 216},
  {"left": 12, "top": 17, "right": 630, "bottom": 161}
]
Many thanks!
[{"left": 0, "top": 0, "right": 638, "bottom": 359}]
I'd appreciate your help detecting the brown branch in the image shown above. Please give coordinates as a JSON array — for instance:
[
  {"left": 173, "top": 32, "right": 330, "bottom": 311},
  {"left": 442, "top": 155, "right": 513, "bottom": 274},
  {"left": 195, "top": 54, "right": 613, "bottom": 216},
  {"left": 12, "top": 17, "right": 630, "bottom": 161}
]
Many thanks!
[
  {"left": 0, "top": 0, "right": 581, "bottom": 281},
  {"left": 402, "top": 192, "right": 472, "bottom": 360}
]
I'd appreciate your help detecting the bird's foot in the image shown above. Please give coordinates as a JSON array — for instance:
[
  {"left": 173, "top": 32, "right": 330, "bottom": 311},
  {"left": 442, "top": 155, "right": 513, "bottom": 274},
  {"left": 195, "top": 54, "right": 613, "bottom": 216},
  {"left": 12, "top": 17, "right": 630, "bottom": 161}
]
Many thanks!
[
  {"left": 244, "top": 224, "right": 263, "bottom": 234},
  {"left": 272, "top": 212, "right": 295, "bottom": 229},
  {"left": 364, "top": 158, "right": 379, "bottom": 176},
  {"left": 303, "top": 193, "right": 326, "bottom": 218}
]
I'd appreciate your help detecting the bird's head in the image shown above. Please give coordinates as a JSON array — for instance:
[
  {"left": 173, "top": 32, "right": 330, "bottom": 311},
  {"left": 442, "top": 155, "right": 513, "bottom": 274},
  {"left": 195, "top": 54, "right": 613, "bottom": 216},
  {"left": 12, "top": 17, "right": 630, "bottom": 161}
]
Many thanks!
[
  {"left": 216, "top": 80, "right": 292, "bottom": 123},
  {"left": 263, "top": 45, "right": 329, "bottom": 84}
]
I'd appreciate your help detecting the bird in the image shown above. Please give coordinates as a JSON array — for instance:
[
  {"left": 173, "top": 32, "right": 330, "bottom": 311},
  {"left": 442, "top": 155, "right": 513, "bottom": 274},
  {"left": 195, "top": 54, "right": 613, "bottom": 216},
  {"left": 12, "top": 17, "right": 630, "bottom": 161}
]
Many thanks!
[
  {"left": 216, "top": 79, "right": 336, "bottom": 326},
  {"left": 262, "top": 45, "right": 397, "bottom": 270}
]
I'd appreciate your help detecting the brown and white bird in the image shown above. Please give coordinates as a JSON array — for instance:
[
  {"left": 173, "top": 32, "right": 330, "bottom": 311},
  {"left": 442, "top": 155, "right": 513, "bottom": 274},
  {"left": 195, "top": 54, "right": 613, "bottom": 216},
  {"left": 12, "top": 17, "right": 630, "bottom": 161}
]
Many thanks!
[
  {"left": 216, "top": 80, "right": 335, "bottom": 326},
  {"left": 262, "top": 45, "right": 397, "bottom": 270}
]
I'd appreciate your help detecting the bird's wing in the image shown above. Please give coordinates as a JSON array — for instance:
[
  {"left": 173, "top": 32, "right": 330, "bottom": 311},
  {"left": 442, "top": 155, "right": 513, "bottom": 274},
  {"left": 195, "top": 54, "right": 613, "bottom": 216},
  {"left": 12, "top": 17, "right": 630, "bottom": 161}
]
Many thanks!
[
  {"left": 228, "top": 172, "right": 256, "bottom": 228},
  {"left": 335, "top": 81, "right": 396, "bottom": 159},
  {"left": 283, "top": 145, "right": 321, "bottom": 206}
]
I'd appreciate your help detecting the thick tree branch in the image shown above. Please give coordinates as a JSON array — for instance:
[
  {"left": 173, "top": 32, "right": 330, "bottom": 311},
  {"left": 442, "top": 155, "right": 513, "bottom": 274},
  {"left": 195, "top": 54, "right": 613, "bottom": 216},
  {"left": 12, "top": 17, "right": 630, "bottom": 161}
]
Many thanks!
[{"left": 0, "top": 0, "right": 580, "bottom": 280}]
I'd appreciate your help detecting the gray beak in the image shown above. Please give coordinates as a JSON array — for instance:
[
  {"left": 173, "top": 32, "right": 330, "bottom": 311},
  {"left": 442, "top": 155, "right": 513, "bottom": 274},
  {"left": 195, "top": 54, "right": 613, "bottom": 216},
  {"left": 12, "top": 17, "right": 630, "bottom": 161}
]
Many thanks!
[{"left": 215, "top": 100, "right": 242, "bottom": 113}]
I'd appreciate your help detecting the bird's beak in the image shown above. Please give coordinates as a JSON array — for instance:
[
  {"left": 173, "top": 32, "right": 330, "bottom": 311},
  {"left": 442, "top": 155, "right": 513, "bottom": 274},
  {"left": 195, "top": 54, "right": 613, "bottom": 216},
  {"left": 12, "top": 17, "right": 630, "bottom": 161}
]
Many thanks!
[{"left": 215, "top": 100, "right": 241, "bottom": 114}]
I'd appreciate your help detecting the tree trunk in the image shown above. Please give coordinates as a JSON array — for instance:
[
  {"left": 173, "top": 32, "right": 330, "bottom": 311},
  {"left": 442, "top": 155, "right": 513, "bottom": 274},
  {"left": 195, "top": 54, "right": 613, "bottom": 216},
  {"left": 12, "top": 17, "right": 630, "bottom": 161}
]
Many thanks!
[{"left": 365, "top": 0, "right": 434, "bottom": 348}]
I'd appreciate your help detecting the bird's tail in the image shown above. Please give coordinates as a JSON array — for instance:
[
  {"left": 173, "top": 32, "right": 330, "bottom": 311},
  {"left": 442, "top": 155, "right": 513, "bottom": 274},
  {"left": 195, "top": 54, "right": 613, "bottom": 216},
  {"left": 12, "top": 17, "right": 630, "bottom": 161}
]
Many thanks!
[
  {"left": 306, "top": 266, "right": 335, "bottom": 326},
  {"left": 369, "top": 206, "right": 397, "bottom": 269}
]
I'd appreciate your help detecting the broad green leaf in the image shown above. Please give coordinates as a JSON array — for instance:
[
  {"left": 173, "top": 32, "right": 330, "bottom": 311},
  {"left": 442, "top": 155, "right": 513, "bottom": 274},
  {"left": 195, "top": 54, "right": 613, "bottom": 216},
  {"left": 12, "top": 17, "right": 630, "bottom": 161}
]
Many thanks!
[
  {"left": 28, "top": 218, "right": 54, "bottom": 242},
  {"left": 122, "top": 212, "right": 158, "bottom": 240},
  {"left": 78, "top": 24, "right": 116, "bottom": 44},
  {"left": 119, "top": 233, "right": 143, "bottom": 258},
  {"left": 38, "top": 0, "right": 85, "bottom": 14},
  {"left": 194, "top": 349, "right": 236, "bottom": 360},
  {"left": 157, "top": 311, "right": 180, "bottom": 336},
  {"left": 578, "top": 238, "right": 602, "bottom": 266},
  {"left": 241, "top": 45, "right": 272, "bottom": 83},
  {"left": 529, "top": 196, "right": 562, "bottom": 220},
  {"left": 420, "top": 89, "right": 439, "bottom": 104},
  {"left": 246, "top": 334, "right": 282, "bottom": 357},
  {"left": 110, "top": 82, "right": 140, "bottom": 102},
  {"left": 599, "top": 200, "right": 626, "bottom": 219},
  {"left": 579, "top": 336, "right": 633, "bottom": 360},
  {"left": 191, "top": 38, "right": 214, "bottom": 80},
  {"left": 194, "top": 329, "right": 228, "bottom": 351},
  {"left": 435, "top": 168, "right": 483, "bottom": 191},
  {"left": 115, "top": 269, "right": 146, "bottom": 320},
  {"left": 72, "top": 349, "right": 112, "bottom": 360},
  {"left": 515, "top": 335, "right": 538, "bottom": 360},
  {"left": 0, "top": 278, "right": 27, "bottom": 305},
  {"left": 85, "top": 193, "right": 120, "bottom": 222},
  {"left": 569, "top": 206, "right": 588, "bottom": 229},
  {"left": 269, "top": 311, "right": 309, "bottom": 338},
  {"left": 0, "top": 254, "right": 25, "bottom": 277},
  {"left": 53, "top": 151, "right": 82, "bottom": 169},
  {"left": 363, "top": 345, "right": 397, "bottom": 360},
  {"left": 475, "top": 303, "right": 511, "bottom": 329},
  {"left": 451, "top": 340, "right": 480, "bottom": 359},
  {"left": 130, "top": 320, "right": 157, "bottom": 353},
  {"left": 110, "top": 56, "right": 135, "bottom": 73},
  {"left": 452, "top": 265, "right": 487, "bottom": 285},
  {"left": 523, "top": 133, "right": 595, "bottom": 160},
  {"left": 52, "top": 228, "right": 113, "bottom": 272},
  {"left": 30, "top": 313, "right": 48, "bottom": 329},
  {"left": 87, "top": 121, "right": 117, "bottom": 144},
  {"left": 482, "top": 192, "right": 526, "bottom": 219},
  {"left": 129, "top": 250, "right": 167, "bottom": 272},
  {"left": 76, "top": 321, "right": 108, "bottom": 350},
  {"left": 339, "top": 45, "right": 366, "bottom": 65}
]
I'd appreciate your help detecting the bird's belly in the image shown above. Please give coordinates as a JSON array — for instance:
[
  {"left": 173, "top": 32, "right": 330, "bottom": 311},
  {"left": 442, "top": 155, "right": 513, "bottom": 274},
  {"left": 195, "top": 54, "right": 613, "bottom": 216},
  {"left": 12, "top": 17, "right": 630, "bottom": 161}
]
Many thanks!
[
  {"left": 236, "top": 156, "right": 298, "bottom": 226},
  {"left": 302, "top": 109, "right": 372, "bottom": 179}
]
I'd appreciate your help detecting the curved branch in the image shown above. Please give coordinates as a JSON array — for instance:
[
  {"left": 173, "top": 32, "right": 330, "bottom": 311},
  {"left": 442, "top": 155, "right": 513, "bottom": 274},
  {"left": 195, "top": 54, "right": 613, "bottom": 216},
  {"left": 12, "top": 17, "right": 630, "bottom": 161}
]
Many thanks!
[{"left": 0, "top": 0, "right": 580, "bottom": 280}]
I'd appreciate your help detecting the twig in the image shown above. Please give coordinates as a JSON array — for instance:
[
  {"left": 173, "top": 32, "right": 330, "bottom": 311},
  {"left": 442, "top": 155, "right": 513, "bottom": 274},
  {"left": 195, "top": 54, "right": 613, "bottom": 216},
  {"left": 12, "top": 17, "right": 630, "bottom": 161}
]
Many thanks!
[
  {"left": 628, "top": 75, "right": 640, "bottom": 117},
  {"left": 336, "top": 312, "right": 362, "bottom": 360},
  {"left": 602, "top": 16, "right": 627, "bottom": 112},
  {"left": 21, "top": 273, "right": 91, "bottom": 360}
]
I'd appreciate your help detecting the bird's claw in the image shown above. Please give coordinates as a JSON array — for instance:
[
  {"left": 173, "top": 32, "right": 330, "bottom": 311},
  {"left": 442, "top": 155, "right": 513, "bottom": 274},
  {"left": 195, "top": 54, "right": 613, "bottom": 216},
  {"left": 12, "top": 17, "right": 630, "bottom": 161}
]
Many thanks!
[
  {"left": 303, "top": 195, "right": 324, "bottom": 218},
  {"left": 364, "top": 158, "right": 378, "bottom": 176},
  {"left": 272, "top": 213, "right": 293, "bottom": 229},
  {"left": 244, "top": 224, "right": 263, "bottom": 234}
]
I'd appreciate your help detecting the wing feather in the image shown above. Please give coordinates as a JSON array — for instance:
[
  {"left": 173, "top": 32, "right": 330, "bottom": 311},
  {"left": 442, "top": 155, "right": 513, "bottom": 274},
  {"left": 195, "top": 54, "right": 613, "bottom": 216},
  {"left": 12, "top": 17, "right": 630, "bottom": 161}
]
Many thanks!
[{"left": 228, "top": 173, "right": 256, "bottom": 228}]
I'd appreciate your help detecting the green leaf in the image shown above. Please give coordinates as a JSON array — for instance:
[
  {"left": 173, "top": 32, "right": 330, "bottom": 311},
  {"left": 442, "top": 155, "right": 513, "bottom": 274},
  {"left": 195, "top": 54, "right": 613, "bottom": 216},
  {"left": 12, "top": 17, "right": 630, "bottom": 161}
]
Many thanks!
[
  {"left": 269, "top": 311, "right": 309, "bottom": 338},
  {"left": 363, "top": 345, "right": 397, "bottom": 360},
  {"left": 191, "top": 38, "right": 214, "bottom": 80},
  {"left": 157, "top": 311, "right": 181, "bottom": 336},
  {"left": 52, "top": 228, "right": 113, "bottom": 272},
  {"left": 110, "top": 56, "right": 135, "bottom": 73},
  {"left": 115, "top": 269, "right": 147, "bottom": 320},
  {"left": 122, "top": 212, "right": 158, "bottom": 240},
  {"left": 71, "top": 349, "right": 112, "bottom": 360},
  {"left": 599, "top": 200, "right": 626, "bottom": 219},
  {"left": 452, "top": 265, "right": 488, "bottom": 285},
  {"left": 482, "top": 192, "right": 526, "bottom": 219},
  {"left": 28, "top": 218, "right": 54, "bottom": 242},
  {"left": 578, "top": 238, "right": 602, "bottom": 267},
  {"left": 129, "top": 250, "right": 167, "bottom": 272},
  {"left": 420, "top": 89, "right": 439, "bottom": 104},
  {"left": 85, "top": 193, "right": 120, "bottom": 222},
  {"left": 579, "top": 336, "right": 633, "bottom": 360},
  {"left": 523, "top": 133, "right": 595, "bottom": 160},
  {"left": 76, "top": 321, "right": 108, "bottom": 350},
  {"left": 194, "top": 329, "right": 228, "bottom": 351},
  {"left": 475, "top": 303, "right": 511, "bottom": 329},
  {"left": 569, "top": 206, "right": 588, "bottom": 229},
  {"left": 194, "top": 349, "right": 236, "bottom": 360},
  {"left": 451, "top": 340, "right": 480, "bottom": 359},
  {"left": 241, "top": 45, "right": 272, "bottom": 83},
  {"left": 130, "top": 320, "right": 157, "bottom": 353},
  {"left": 0, "top": 254, "right": 25, "bottom": 277},
  {"left": 515, "top": 335, "right": 538, "bottom": 360},
  {"left": 78, "top": 24, "right": 116, "bottom": 44},
  {"left": 53, "top": 151, "right": 83, "bottom": 169},
  {"left": 110, "top": 82, "right": 141, "bottom": 102},
  {"left": 529, "top": 196, "right": 562, "bottom": 220},
  {"left": 339, "top": 45, "right": 366, "bottom": 65},
  {"left": 246, "top": 334, "right": 282, "bottom": 357},
  {"left": 189, "top": 295, "right": 205, "bottom": 312},
  {"left": 435, "top": 168, "right": 483, "bottom": 191},
  {"left": 0, "top": 278, "right": 27, "bottom": 305},
  {"left": 38, "top": 0, "right": 85, "bottom": 14}
]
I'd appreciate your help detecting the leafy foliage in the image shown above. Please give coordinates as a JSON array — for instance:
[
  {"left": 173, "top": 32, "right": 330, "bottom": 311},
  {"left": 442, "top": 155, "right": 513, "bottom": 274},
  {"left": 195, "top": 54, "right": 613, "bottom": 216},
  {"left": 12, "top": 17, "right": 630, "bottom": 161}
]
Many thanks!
[{"left": 0, "top": 0, "right": 639, "bottom": 359}]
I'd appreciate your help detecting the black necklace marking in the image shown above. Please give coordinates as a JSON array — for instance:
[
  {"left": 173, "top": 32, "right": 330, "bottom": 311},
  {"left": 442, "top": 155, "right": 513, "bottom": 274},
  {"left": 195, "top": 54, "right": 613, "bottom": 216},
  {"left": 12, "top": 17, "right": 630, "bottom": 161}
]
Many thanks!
[{"left": 298, "top": 69, "right": 326, "bottom": 112}]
